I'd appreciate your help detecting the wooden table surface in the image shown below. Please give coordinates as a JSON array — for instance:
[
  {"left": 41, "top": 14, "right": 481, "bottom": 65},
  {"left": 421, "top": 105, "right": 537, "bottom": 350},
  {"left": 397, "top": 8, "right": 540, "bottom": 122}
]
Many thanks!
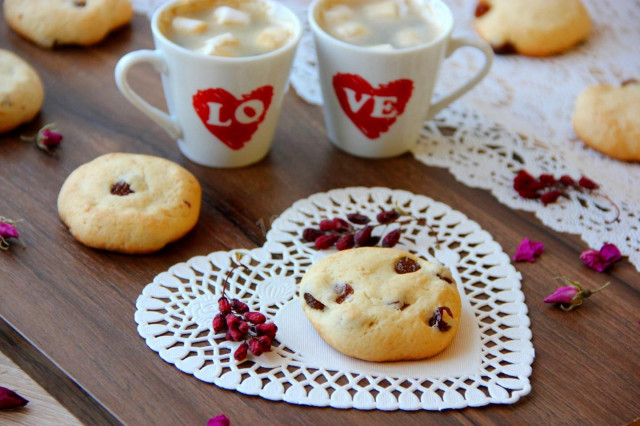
[{"left": 1, "top": 12, "right": 639, "bottom": 426}]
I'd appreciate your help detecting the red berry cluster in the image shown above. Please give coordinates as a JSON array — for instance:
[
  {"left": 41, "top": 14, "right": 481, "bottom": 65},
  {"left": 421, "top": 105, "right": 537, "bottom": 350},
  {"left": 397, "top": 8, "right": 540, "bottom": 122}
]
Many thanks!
[
  {"left": 302, "top": 210, "right": 425, "bottom": 251},
  {"left": 513, "top": 170, "right": 620, "bottom": 223},
  {"left": 212, "top": 260, "right": 278, "bottom": 361}
]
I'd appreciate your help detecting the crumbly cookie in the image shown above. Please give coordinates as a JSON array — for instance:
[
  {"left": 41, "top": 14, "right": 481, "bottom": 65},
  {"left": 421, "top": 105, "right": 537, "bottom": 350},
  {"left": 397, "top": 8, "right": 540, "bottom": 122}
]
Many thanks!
[
  {"left": 58, "top": 153, "right": 201, "bottom": 254},
  {"left": 3, "top": 0, "right": 133, "bottom": 48},
  {"left": 300, "top": 247, "right": 462, "bottom": 362},
  {"left": 0, "top": 50, "right": 44, "bottom": 133},
  {"left": 474, "top": 0, "right": 591, "bottom": 56},
  {"left": 573, "top": 80, "right": 640, "bottom": 162}
]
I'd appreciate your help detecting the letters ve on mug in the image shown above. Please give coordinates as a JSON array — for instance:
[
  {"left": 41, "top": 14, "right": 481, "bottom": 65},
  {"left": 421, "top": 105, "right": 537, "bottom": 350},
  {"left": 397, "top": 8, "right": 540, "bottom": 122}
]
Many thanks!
[
  {"left": 192, "top": 86, "right": 274, "bottom": 150},
  {"left": 332, "top": 73, "right": 414, "bottom": 139}
]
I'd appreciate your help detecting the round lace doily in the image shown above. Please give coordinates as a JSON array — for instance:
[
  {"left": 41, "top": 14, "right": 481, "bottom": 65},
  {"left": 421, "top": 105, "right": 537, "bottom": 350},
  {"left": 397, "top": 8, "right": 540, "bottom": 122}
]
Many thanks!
[
  {"left": 136, "top": 187, "right": 533, "bottom": 410},
  {"left": 130, "top": 0, "right": 640, "bottom": 271}
]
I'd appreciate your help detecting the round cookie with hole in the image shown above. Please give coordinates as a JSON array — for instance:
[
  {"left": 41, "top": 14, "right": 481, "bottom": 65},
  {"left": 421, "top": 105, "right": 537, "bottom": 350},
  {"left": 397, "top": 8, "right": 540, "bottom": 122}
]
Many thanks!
[
  {"left": 300, "top": 247, "right": 462, "bottom": 362},
  {"left": 57, "top": 153, "right": 201, "bottom": 254},
  {"left": 4, "top": 0, "right": 133, "bottom": 48}
]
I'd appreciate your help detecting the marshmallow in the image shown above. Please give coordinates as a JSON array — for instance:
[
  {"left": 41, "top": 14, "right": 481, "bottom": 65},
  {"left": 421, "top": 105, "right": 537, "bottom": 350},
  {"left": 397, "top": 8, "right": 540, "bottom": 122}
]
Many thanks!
[
  {"left": 213, "top": 6, "right": 251, "bottom": 26},
  {"left": 196, "top": 32, "right": 239, "bottom": 56},
  {"left": 334, "top": 21, "right": 370, "bottom": 41},
  {"left": 322, "top": 4, "right": 355, "bottom": 26},
  {"left": 393, "top": 27, "right": 425, "bottom": 47},
  {"left": 256, "top": 26, "right": 291, "bottom": 50},
  {"left": 171, "top": 17, "right": 208, "bottom": 34},
  {"left": 364, "top": 1, "right": 398, "bottom": 19}
]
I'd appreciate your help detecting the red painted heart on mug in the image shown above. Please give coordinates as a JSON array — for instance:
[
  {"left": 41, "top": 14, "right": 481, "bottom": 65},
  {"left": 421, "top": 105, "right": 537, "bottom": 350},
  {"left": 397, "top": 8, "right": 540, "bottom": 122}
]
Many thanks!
[
  {"left": 333, "top": 73, "right": 413, "bottom": 139},
  {"left": 193, "top": 86, "right": 274, "bottom": 150}
]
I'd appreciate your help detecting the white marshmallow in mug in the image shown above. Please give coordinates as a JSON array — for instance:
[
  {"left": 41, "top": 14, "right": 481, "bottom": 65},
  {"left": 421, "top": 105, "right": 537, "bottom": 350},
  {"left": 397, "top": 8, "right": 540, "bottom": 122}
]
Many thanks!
[
  {"left": 172, "top": 16, "right": 208, "bottom": 34},
  {"left": 213, "top": 6, "right": 251, "bottom": 25},
  {"left": 322, "top": 4, "right": 354, "bottom": 26},
  {"left": 197, "top": 32, "right": 239, "bottom": 56}
]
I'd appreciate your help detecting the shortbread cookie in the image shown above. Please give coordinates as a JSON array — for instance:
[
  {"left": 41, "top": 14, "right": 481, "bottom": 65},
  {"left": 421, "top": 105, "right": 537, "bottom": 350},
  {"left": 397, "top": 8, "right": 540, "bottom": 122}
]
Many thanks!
[
  {"left": 58, "top": 153, "right": 201, "bottom": 254},
  {"left": 0, "top": 50, "right": 44, "bottom": 133},
  {"left": 4, "top": 0, "right": 133, "bottom": 48},
  {"left": 573, "top": 80, "right": 640, "bottom": 162},
  {"left": 474, "top": 0, "right": 591, "bottom": 56},
  {"left": 300, "top": 247, "right": 462, "bottom": 361}
]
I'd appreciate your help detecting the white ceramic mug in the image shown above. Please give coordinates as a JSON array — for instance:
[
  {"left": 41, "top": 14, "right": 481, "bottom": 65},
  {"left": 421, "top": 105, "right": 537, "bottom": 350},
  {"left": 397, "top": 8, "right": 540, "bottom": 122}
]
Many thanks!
[
  {"left": 115, "top": 0, "right": 301, "bottom": 168},
  {"left": 309, "top": 0, "right": 493, "bottom": 158}
]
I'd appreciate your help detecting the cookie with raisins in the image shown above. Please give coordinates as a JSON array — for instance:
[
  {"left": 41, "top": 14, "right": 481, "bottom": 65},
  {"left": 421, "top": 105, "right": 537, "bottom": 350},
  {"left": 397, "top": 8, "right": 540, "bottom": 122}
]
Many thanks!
[{"left": 300, "top": 247, "right": 462, "bottom": 361}]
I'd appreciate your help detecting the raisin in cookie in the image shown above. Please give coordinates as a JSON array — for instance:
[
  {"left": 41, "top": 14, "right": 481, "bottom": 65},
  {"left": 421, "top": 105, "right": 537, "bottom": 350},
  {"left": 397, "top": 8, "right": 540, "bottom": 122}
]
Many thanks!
[
  {"left": 0, "top": 50, "right": 44, "bottom": 133},
  {"left": 58, "top": 153, "right": 201, "bottom": 254},
  {"left": 300, "top": 247, "right": 461, "bottom": 362},
  {"left": 4, "top": 0, "right": 133, "bottom": 48},
  {"left": 474, "top": 0, "right": 591, "bottom": 56},
  {"left": 573, "top": 80, "right": 640, "bottom": 162}
]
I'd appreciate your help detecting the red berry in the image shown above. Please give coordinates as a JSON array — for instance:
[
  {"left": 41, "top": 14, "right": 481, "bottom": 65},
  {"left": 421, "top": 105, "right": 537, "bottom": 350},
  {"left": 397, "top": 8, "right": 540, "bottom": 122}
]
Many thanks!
[
  {"left": 335, "top": 234, "right": 355, "bottom": 251},
  {"left": 382, "top": 229, "right": 401, "bottom": 247},
  {"left": 541, "top": 190, "right": 564, "bottom": 205},
  {"left": 360, "top": 236, "right": 380, "bottom": 247},
  {"left": 376, "top": 210, "right": 400, "bottom": 224},
  {"left": 256, "top": 323, "right": 278, "bottom": 339},
  {"left": 354, "top": 225, "right": 374, "bottom": 246},
  {"left": 238, "top": 320, "right": 250, "bottom": 334},
  {"left": 226, "top": 314, "right": 241, "bottom": 328},
  {"left": 234, "top": 342, "right": 248, "bottom": 361},
  {"left": 346, "top": 213, "right": 370, "bottom": 224},
  {"left": 248, "top": 337, "right": 264, "bottom": 356},
  {"left": 332, "top": 218, "right": 352, "bottom": 232},
  {"left": 559, "top": 175, "right": 576, "bottom": 187},
  {"left": 212, "top": 313, "right": 227, "bottom": 334},
  {"left": 538, "top": 174, "right": 556, "bottom": 187},
  {"left": 314, "top": 234, "right": 340, "bottom": 250},
  {"left": 231, "top": 298, "right": 249, "bottom": 313},
  {"left": 244, "top": 311, "right": 266, "bottom": 324},
  {"left": 303, "top": 228, "right": 325, "bottom": 242},
  {"left": 218, "top": 297, "right": 231, "bottom": 315}
]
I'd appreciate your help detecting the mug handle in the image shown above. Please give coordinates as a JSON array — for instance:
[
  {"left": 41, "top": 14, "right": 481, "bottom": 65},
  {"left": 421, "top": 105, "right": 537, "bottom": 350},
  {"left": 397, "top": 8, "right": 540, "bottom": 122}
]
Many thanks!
[
  {"left": 114, "top": 50, "right": 183, "bottom": 140},
  {"left": 426, "top": 37, "right": 494, "bottom": 120}
]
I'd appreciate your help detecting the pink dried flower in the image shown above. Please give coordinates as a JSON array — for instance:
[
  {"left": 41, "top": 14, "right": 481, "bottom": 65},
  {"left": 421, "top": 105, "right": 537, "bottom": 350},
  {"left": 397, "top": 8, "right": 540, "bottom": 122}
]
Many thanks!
[
  {"left": 21, "top": 123, "right": 63, "bottom": 153},
  {"left": 580, "top": 243, "right": 622, "bottom": 272},
  {"left": 208, "top": 415, "right": 231, "bottom": 426},
  {"left": 0, "top": 387, "right": 29, "bottom": 410},
  {"left": 513, "top": 237, "right": 545, "bottom": 262},
  {"left": 0, "top": 217, "right": 22, "bottom": 251},
  {"left": 544, "top": 277, "right": 610, "bottom": 311}
]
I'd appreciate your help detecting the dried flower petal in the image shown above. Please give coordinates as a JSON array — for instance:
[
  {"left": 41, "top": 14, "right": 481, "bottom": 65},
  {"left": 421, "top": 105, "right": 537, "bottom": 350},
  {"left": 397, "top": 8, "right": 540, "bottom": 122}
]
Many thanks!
[
  {"left": 580, "top": 243, "right": 622, "bottom": 272},
  {"left": 513, "top": 237, "right": 545, "bottom": 262},
  {"left": 0, "top": 387, "right": 29, "bottom": 410},
  {"left": 207, "top": 414, "right": 231, "bottom": 426}
]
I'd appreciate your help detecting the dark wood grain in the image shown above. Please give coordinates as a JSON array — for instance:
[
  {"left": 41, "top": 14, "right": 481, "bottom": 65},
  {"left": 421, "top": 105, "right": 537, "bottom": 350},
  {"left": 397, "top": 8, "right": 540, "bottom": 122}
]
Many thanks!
[{"left": 1, "top": 12, "right": 639, "bottom": 426}]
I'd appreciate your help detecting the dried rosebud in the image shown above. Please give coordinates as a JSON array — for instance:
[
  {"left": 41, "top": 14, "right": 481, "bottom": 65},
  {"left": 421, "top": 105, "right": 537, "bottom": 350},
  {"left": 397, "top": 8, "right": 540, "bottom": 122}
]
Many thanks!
[
  {"left": 21, "top": 123, "right": 63, "bottom": 154},
  {"left": 314, "top": 234, "right": 339, "bottom": 250},
  {"left": 578, "top": 176, "right": 599, "bottom": 190},
  {"left": 335, "top": 233, "right": 355, "bottom": 251},
  {"left": 230, "top": 298, "right": 249, "bottom": 314},
  {"left": 244, "top": 311, "right": 266, "bottom": 324},
  {"left": 382, "top": 229, "right": 401, "bottom": 247},
  {"left": 302, "top": 228, "right": 325, "bottom": 242},
  {"left": 346, "top": 213, "right": 370, "bottom": 224},
  {"left": 212, "top": 313, "right": 227, "bottom": 334},
  {"left": 218, "top": 297, "right": 232, "bottom": 315},
  {"left": 233, "top": 342, "right": 248, "bottom": 361},
  {"left": 0, "top": 387, "right": 28, "bottom": 410},
  {"left": 540, "top": 190, "right": 564, "bottom": 205},
  {"left": 257, "top": 335, "right": 272, "bottom": 351},
  {"left": 256, "top": 322, "right": 277, "bottom": 339},
  {"left": 580, "top": 243, "right": 622, "bottom": 272},
  {"left": 0, "top": 218, "right": 22, "bottom": 251},
  {"left": 354, "top": 225, "right": 374, "bottom": 246},
  {"left": 376, "top": 210, "right": 400, "bottom": 224},
  {"left": 544, "top": 277, "right": 610, "bottom": 311},
  {"left": 207, "top": 414, "right": 231, "bottom": 426},
  {"left": 248, "top": 337, "right": 264, "bottom": 356},
  {"left": 513, "top": 237, "right": 544, "bottom": 262}
]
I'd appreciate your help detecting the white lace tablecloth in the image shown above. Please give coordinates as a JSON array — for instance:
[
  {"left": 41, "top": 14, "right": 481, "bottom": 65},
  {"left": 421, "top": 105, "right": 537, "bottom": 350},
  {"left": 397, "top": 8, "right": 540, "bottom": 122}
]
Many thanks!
[{"left": 131, "top": 0, "right": 640, "bottom": 271}]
